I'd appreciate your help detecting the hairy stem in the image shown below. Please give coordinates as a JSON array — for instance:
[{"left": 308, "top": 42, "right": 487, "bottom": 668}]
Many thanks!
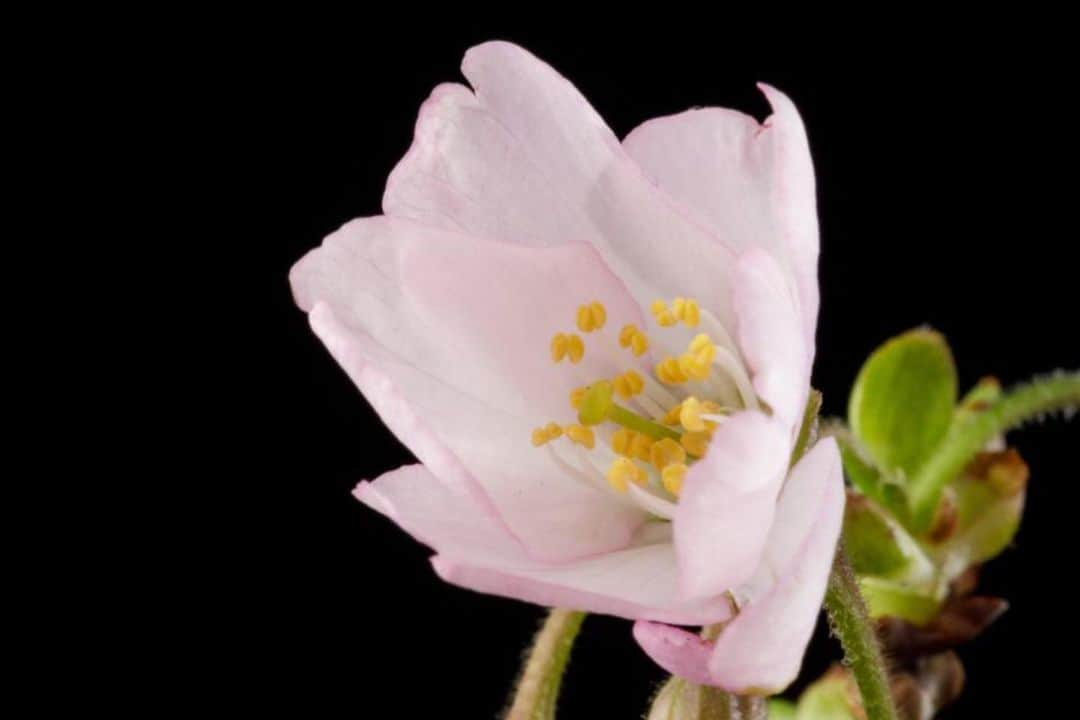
[
  {"left": 504, "top": 609, "right": 586, "bottom": 720},
  {"left": 909, "top": 370, "right": 1080, "bottom": 529},
  {"left": 824, "top": 548, "right": 899, "bottom": 720}
]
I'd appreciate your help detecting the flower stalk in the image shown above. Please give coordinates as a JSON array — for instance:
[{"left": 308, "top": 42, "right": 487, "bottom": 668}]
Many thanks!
[
  {"left": 823, "top": 548, "right": 899, "bottom": 720},
  {"left": 505, "top": 609, "right": 586, "bottom": 720}
]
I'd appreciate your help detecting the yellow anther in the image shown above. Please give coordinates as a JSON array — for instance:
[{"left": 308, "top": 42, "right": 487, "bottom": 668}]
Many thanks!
[
  {"left": 680, "top": 432, "right": 710, "bottom": 458},
  {"left": 619, "top": 324, "right": 650, "bottom": 356},
  {"left": 550, "top": 333, "right": 568, "bottom": 363},
  {"left": 566, "top": 334, "right": 585, "bottom": 363},
  {"left": 607, "top": 456, "right": 647, "bottom": 492},
  {"left": 679, "top": 396, "right": 707, "bottom": 431},
  {"left": 678, "top": 352, "right": 711, "bottom": 381},
  {"left": 650, "top": 437, "right": 687, "bottom": 471},
  {"left": 569, "top": 386, "right": 588, "bottom": 409},
  {"left": 689, "top": 333, "right": 712, "bottom": 353},
  {"left": 611, "top": 428, "right": 634, "bottom": 456},
  {"left": 662, "top": 401, "right": 684, "bottom": 426},
  {"left": 565, "top": 424, "right": 596, "bottom": 450},
  {"left": 589, "top": 301, "right": 606, "bottom": 330},
  {"left": 651, "top": 300, "right": 677, "bottom": 327},
  {"left": 662, "top": 463, "right": 688, "bottom": 496},
  {"left": 574, "top": 306, "right": 591, "bottom": 334},
  {"left": 654, "top": 298, "right": 701, "bottom": 328},
  {"left": 656, "top": 357, "right": 689, "bottom": 384},
  {"left": 630, "top": 433, "right": 655, "bottom": 461},
  {"left": 575, "top": 301, "right": 608, "bottom": 333},
  {"left": 613, "top": 370, "right": 645, "bottom": 399},
  {"left": 531, "top": 423, "right": 564, "bottom": 447},
  {"left": 552, "top": 333, "right": 585, "bottom": 363},
  {"left": 680, "top": 299, "right": 700, "bottom": 327}
]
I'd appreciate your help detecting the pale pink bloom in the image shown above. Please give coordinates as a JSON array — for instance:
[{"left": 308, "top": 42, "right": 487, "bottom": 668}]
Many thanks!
[{"left": 290, "top": 41, "right": 843, "bottom": 693}]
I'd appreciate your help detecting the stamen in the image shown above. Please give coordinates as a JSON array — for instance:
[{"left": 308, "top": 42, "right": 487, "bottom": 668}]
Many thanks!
[
  {"left": 564, "top": 424, "right": 595, "bottom": 449},
  {"left": 651, "top": 300, "right": 678, "bottom": 327},
  {"left": 567, "top": 335, "right": 584, "bottom": 363},
  {"left": 654, "top": 297, "right": 702, "bottom": 328},
  {"left": 618, "top": 324, "right": 650, "bottom": 357},
  {"left": 709, "top": 345, "right": 758, "bottom": 409},
  {"left": 629, "top": 432, "right": 655, "bottom": 461},
  {"left": 530, "top": 422, "right": 564, "bottom": 447},
  {"left": 662, "top": 401, "right": 684, "bottom": 426},
  {"left": 629, "top": 392, "right": 666, "bottom": 420},
  {"left": 650, "top": 438, "right": 687, "bottom": 472},
  {"left": 662, "top": 463, "right": 688, "bottom": 495},
  {"left": 677, "top": 352, "right": 711, "bottom": 381},
  {"left": 550, "top": 332, "right": 585, "bottom": 364},
  {"left": 679, "top": 397, "right": 707, "bottom": 431},
  {"left": 576, "top": 301, "right": 608, "bottom": 333},
  {"left": 611, "top": 428, "right": 634, "bottom": 455},
  {"left": 680, "top": 432, "right": 710, "bottom": 458},
  {"left": 656, "top": 357, "right": 689, "bottom": 384},
  {"left": 697, "top": 306, "right": 740, "bottom": 357},
  {"left": 613, "top": 370, "right": 645, "bottom": 399},
  {"left": 627, "top": 482, "right": 678, "bottom": 519},
  {"left": 606, "top": 456, "right": 648, "bottom": 492}
]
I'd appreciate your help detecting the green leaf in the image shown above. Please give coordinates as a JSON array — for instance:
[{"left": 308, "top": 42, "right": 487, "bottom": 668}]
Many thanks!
[
  {"left": 844, "top": 494, "right": 926, "bottom": 579},
  {"left": 830, "top": 426, "right": 909, "bottom": 521},
  {"left": 859, "top": 576, "right": 941, "bottom": 625},
  {"left": 930, "top": 450, "right": 1027, "bottom": 577},
  {"left": 848, "top": 329, "right": 958, "bottom": 480}
]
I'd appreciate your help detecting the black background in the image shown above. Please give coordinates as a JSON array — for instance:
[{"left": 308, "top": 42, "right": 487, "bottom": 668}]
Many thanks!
[{"left": 235, "top": 18, "right": 1080, "bottom": 718}]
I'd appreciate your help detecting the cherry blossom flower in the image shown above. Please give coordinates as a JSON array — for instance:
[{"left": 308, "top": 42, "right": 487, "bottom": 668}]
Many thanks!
[{"left": 290, "top": 41, "right": 843, "bottom": 693}]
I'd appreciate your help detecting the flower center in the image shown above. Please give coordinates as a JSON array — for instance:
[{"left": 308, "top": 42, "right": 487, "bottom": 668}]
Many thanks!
[{"left": 531, "top": 298, "right": 759, "bottom": 519}]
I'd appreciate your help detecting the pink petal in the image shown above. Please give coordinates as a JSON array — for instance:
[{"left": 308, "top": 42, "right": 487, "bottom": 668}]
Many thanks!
[
  {"left": 632, "top": 622, "right": 716, "bottom": 686},
  {"left": 674, "top": 411, "right": 791, "bottom": 600},
  {"left": 733, "top": 248, "right": 811, "bottom": 433},
  {"left": 355, "top": 464, "right": 524, "bottom": 567},
  {"left": 623, "top": 84, "right": 820, "bottom": 352},
  {"left": 291, "top": 217, "right": 652, "bottom": 561},
  {"left": 706, "top": 438, "right": 845, "bottom": 693},
  {"left": 383, "top": 41, "right": 738, "bottom": 329},
  {"left": 431, "top": 530, "right": 736, "bottom": 626}
]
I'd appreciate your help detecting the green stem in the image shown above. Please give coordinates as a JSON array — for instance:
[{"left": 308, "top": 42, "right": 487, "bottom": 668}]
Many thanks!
[
  {"left": 823, "top": 547, "right": 898, "bottom": 720},
  {"left": 909, "top": 369, "right": 1080, "bottom": 530},
  {"left": 504, "top": 609, "right": 586, "bottom": 720}
]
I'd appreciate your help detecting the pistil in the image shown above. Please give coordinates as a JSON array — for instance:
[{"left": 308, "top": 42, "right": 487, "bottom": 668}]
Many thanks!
[{"left": 577, "top": 381, "right": 681, "bottom": 442}]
